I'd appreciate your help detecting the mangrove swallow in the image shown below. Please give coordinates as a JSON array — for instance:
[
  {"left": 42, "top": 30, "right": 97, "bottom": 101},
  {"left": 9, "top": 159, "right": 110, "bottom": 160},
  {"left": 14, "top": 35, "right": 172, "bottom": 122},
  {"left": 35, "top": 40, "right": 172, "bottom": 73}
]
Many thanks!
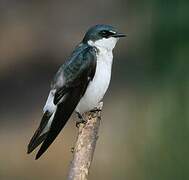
[{"left": 27, "top": 24, "right": 126, "bottom": 159}]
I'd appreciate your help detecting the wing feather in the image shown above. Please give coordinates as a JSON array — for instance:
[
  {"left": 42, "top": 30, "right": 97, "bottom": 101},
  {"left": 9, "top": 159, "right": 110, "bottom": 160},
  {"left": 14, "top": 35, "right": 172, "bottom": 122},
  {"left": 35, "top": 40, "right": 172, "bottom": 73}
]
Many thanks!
[
  {"left": 28, "top": 45, "right": 97, "bottom": 159},
  {"left": 35, "top": 84, "right": 87, "bottom": 159},
  {"left": 27, "top": 111, "right": 51, "bottom": 153}
]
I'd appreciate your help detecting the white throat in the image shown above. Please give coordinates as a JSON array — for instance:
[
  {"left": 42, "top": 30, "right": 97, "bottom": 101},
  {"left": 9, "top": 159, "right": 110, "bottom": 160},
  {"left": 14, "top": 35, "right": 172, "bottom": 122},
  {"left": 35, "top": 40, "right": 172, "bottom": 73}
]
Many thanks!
[{"left": 88, "top": 37, "right": 118, "bottom": 51}]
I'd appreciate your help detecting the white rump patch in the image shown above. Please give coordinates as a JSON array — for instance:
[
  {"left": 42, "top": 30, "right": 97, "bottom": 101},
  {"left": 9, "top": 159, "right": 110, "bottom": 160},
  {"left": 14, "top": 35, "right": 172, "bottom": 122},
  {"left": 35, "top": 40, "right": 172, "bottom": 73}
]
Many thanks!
[
  {"left": 41, "top": 111, "right": 56, "bottom": 135},
  {"left": 43, "top": 89, "right": 57, "bottom": 113}
]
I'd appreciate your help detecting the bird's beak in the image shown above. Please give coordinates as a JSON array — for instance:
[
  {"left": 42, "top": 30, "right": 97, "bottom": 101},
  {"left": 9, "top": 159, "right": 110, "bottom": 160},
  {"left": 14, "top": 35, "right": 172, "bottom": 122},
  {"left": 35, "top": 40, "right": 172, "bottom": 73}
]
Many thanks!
[{"left": 112, "top": 32, "right": 127, "bottom": 38}]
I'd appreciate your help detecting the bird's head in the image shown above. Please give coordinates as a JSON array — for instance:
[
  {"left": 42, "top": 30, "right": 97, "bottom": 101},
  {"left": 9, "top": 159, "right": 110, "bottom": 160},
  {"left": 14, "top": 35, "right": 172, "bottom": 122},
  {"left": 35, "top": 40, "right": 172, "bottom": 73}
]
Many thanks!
[{"left": 83, "top": 24, "right": 126, "bottom": 51}]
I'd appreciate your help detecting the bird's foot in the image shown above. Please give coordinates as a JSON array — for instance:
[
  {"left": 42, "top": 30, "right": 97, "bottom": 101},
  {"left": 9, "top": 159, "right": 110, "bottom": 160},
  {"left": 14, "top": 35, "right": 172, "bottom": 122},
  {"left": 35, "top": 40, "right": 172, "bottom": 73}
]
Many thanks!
[
  {"left": 76, "top": 112, "right": 87, "bottom": 128},
  {"left": 90, "top": 108, "right": 102, "bottom": 113},
  {"left": 71, "top": 147, "right": 75, "bottom": 153},
  {"left": 88, "top": 102, "right": 103, "bottom": 119},
  {"left": 75, "top": 102, "right": 103, "bottom": 127},
  {"left": 90, "top": 102, "right": 103, "bottom": 113}
]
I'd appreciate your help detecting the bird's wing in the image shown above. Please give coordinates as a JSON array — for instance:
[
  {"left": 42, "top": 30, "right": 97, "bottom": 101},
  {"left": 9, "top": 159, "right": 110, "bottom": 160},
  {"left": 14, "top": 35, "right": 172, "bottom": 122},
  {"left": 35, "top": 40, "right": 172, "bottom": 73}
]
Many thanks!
[
  {"left": 52, "top": 45, "right": 96, "bottom": 105},
  {"left": 32, "top": 46, "right": 96, "bottom": 159}
]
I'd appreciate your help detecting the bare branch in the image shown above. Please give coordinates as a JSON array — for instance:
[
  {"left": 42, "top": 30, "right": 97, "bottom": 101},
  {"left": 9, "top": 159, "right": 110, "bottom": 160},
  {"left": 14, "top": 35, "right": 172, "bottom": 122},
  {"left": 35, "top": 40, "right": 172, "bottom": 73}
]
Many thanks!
[{"left": 67, "top": 102, "right": 103, "bottom": 180}]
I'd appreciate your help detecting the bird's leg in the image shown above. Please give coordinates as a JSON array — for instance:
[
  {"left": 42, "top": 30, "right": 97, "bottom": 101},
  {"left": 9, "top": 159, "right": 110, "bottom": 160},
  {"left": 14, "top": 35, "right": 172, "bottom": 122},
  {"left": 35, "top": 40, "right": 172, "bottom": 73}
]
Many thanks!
[
  {"left": 76, "top": 112, "right": 87, "bottom": 128},
  {"left": 75, "top": 102, "right": 103, "bottom": 127},
  {"left": 90, "top": 107, "right": 102, "bottom": 113},
  {"left": 89, "top": 102, "right": 103, "bottom": 118}
]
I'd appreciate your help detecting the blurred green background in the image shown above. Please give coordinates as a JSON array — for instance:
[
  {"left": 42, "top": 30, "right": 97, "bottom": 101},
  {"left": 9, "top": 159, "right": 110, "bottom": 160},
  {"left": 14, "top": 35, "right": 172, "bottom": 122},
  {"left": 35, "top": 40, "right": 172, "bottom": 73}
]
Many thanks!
[{"left": 0, "top": 0, "right": 188, "bottom": 180}]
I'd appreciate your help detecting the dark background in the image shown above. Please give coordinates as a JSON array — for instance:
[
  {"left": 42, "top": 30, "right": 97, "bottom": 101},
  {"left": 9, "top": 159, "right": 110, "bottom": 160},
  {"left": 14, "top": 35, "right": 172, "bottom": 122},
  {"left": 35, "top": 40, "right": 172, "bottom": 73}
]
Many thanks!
[{"left": 0, "top": 0, "right": 188, "bottom": 179}]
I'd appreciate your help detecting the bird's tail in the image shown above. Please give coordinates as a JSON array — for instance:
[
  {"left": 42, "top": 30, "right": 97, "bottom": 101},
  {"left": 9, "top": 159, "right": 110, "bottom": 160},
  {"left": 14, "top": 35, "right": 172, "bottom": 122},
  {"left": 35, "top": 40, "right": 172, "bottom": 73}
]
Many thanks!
[{"left": 27, "top": 111, "right": 52, "bottom": 154}]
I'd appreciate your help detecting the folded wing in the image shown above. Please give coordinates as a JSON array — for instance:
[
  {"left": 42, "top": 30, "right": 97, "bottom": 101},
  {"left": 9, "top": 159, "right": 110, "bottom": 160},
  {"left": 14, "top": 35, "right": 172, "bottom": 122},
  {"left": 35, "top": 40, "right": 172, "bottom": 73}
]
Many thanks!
[{"left": 27, "top": 45, "right": 97, "bottom": 159}]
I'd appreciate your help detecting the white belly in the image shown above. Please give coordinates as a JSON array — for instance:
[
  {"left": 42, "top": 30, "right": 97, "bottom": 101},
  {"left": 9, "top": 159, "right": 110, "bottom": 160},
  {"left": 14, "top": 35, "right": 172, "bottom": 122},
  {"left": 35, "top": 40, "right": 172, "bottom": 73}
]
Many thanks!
[{"left": 76, "top": 50, "right": 113, "bottom": 114}]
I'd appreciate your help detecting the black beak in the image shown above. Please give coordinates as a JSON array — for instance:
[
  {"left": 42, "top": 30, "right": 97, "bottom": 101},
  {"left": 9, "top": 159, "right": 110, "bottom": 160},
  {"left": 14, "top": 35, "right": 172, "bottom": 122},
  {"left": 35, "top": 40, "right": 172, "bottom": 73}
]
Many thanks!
[{"left": 112, "top": 32, "right": 127, "bottom": 38}]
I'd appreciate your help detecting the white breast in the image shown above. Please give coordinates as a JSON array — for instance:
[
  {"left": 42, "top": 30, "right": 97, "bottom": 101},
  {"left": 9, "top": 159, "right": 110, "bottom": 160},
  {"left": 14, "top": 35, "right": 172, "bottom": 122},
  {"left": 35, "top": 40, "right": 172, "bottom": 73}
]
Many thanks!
[{"left": 76, "top": 48, "right": 113, "bottom": 114}]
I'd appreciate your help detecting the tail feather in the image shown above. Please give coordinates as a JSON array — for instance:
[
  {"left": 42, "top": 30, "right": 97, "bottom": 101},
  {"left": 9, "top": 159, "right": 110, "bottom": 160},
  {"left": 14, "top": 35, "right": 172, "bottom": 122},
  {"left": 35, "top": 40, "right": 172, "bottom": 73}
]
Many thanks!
[
  {"left": 27, "top": 111, "right": 51, "bottom": 154},
  {"left": 35, "top": 86, "right": 85, "bottom": 160},
  {"left": 27, "top": 132, "right": 48, "bottom": 154},
  {"left": 35, "top": 99, "right": 73, "bottom": 159}
]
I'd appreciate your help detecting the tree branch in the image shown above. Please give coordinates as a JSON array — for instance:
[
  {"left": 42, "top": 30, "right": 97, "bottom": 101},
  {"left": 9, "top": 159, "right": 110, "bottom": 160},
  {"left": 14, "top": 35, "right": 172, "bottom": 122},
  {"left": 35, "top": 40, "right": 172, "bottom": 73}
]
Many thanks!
[{"left": 67, "top": 102, "right": 103, "bottom": 180}]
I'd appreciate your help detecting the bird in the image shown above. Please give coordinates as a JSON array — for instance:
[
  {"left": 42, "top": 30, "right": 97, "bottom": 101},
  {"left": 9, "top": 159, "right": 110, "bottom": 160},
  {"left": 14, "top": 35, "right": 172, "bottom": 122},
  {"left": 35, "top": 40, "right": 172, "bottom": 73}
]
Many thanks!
[{"left": 27, "top": 24, "right": 126, "bottom": 159}]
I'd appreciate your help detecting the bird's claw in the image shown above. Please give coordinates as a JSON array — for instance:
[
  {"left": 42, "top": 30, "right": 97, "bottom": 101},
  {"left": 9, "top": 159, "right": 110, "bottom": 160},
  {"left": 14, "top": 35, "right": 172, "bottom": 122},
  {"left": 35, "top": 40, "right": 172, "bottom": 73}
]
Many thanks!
[
  {"left": 90, "top": 102, "right": 103, "bottom": 113},
  {"left": 76, "top": 112, "right": 87, "bottom": 128},
  {"left": 90, "top": 108, "right": 102, "bottom": 113},
  {"left": 71, "top": 147, "right": 74, "bottom": 153},
  {"left": 76, "top": 118, "right": 87, "bottom": 128}
]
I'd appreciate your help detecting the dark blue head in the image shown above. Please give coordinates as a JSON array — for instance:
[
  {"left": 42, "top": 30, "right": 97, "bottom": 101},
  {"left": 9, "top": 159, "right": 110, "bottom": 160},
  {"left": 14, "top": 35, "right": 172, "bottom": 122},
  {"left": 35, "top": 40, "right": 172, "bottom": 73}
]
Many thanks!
[{"left": 82, "top": 24, "right": 126, "bottom": 43}]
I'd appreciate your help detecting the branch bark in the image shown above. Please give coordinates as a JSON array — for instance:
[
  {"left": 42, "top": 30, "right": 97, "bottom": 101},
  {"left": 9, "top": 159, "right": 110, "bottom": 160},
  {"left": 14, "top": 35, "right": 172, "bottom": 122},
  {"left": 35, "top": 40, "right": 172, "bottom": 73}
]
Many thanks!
[{"left": 67, "top": 102, "right": 103, "bottom": 180}]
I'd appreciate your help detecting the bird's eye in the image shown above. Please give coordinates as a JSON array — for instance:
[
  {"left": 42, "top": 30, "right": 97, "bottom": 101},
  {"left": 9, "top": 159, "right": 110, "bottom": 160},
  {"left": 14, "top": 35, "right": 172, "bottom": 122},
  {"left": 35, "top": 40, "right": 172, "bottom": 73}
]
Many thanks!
[{"left": 100, "top": 30, "right": 115, "bottom": 38}]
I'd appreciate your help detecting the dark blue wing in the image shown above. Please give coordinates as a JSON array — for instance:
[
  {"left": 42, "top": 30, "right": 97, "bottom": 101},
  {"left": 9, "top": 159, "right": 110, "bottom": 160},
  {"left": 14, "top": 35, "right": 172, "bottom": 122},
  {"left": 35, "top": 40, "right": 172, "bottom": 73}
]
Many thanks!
[{"left": 35, "top": 45, "right": 97, "bottom": 159}]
